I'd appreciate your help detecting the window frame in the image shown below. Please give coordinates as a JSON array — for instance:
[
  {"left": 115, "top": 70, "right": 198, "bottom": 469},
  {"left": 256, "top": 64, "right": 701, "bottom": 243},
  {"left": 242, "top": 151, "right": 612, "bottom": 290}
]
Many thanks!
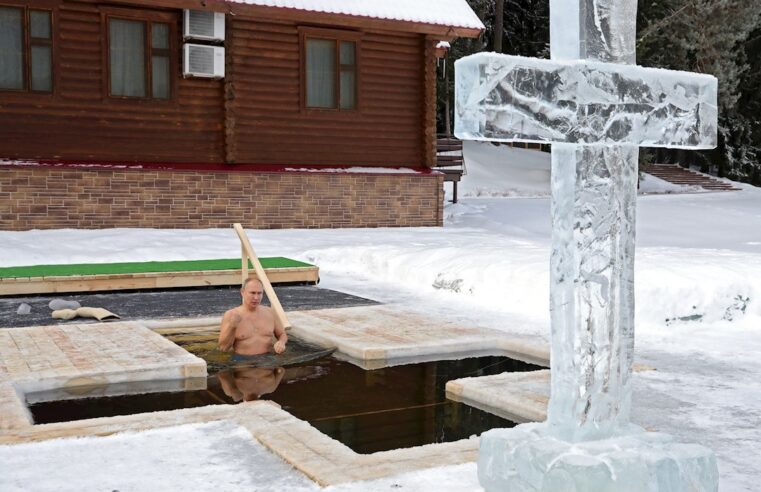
[
  {"left": 298, "top": 26, "right": 361, "bottom": 113},
  {"left": 101, "top": 7, "right": 177, "bottom": 102},
  {"left": 0, "top": 3, "right": 55, "bottom": 94}
]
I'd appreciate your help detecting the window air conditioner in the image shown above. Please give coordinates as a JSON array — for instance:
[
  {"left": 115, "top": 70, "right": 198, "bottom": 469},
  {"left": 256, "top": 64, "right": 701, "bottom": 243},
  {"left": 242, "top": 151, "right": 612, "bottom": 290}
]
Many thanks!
[
  {"left": 183, "top": 10, "right": 225, "bottom": 41},
  {"left": 183, "top": 44, "right": 225, "bottom": 78}
]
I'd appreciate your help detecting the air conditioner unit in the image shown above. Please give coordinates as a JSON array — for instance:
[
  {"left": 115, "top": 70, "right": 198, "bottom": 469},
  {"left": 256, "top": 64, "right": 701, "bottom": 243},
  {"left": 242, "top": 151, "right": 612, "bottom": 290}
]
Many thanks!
[
  {"left": 183, "top": 10, "right": 225, "bottom": 41},
  {"left": 183, "top": 44, "right": 225, "bottom": 78}
]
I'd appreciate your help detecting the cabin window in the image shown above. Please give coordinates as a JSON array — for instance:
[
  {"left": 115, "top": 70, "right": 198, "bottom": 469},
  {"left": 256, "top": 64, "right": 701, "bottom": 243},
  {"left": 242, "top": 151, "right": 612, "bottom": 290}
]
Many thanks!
[
  {"left": 0, "top": 6, "right": 53, "bottom": 92},
  {"left": 301, "top": 29, "right": 359, "bottom": 111},
  {"left": 108, "top": 16, "right": 171, "bottom": 99}
]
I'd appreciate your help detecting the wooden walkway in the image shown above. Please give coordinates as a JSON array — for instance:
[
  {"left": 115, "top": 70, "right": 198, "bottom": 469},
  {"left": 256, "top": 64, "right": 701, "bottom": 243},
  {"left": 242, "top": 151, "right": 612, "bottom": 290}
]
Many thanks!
[{"left": 647, "top": 164, "right": 741, "bottom": 191}]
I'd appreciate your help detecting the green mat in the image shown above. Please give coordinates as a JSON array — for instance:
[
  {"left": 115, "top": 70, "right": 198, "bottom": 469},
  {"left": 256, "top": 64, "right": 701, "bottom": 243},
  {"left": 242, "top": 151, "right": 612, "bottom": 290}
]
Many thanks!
[{"left": 0, "top": 257, "right": 314, "bottom": 279}]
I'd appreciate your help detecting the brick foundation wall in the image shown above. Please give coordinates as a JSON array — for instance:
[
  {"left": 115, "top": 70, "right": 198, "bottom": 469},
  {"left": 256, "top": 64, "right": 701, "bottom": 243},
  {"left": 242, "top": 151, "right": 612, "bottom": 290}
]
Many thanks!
[{"left": 0, "top": 166, "right": 444, "bottom": 230}]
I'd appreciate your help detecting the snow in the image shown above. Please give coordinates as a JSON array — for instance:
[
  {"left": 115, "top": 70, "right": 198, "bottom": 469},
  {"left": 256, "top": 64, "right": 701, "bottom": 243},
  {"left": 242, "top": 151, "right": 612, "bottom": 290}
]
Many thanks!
[
  {"left": 638, "top": 172, "right": 702, "bottom": 194},
  {"left": 283, "top": 166, "right": 423, "bottom": 174},
  {"left": 1, "top": 144, "right": 760, "bottom": 491},
  {"left": 226, "top": 0, "right": 484, "bottom": 30},
  {"left": 455, "top": 142, "right": 706, "bottom": 199},
  {"left": 0, "top": 421, "right": 319, "bottom": 492},
  {"left": 458, "top": 142, "right": 551, "bottom": 198}
]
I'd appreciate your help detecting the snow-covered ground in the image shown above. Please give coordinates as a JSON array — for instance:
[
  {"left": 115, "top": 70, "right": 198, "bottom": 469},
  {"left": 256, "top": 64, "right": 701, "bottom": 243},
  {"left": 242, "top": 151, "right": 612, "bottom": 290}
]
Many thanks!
[{"left": 1, "top": 142, "right": 760, "bottom": 491}]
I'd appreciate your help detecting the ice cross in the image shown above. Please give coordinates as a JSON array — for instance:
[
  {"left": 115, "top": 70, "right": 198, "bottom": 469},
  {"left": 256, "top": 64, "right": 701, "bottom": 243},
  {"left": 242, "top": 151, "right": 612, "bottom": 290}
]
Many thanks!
[{"left": 456, "top": 0, "right": 717, "bottom": 443}]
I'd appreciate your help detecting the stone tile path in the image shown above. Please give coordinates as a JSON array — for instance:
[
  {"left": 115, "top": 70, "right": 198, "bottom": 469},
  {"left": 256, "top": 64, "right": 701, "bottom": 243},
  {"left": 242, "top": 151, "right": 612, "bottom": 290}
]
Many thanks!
[
  {"left": 446, "top": 370, "right": 550, "bottom": 424},
  {"left": 446, "top": 364, "right": 657, "bottom": 425},
  {"left": 0, "top": 321, "right": 205, "bottom": 429},
  {"left": 288, "top": 305, "right": 549, "bottom": 368}
]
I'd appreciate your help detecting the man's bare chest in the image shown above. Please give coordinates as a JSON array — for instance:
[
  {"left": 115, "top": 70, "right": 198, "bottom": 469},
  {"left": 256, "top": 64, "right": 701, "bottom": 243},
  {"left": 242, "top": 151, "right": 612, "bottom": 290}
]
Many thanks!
[{"left": 235, "top": 315, "right": 273, "bottom": 340}]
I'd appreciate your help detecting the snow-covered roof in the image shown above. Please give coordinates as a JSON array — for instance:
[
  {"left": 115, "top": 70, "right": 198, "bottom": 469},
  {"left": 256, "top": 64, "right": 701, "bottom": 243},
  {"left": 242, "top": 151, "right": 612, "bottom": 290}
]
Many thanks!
[{"left": 226, "top": 0, "right": 485, "bottom": 31}]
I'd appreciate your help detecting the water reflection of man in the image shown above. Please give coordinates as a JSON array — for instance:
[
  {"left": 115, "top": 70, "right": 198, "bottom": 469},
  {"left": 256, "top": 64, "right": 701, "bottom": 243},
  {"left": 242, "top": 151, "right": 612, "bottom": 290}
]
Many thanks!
[
  {"left": 218, "top": 277, "right": 287, "bottom": 355},
  {"left": 218, "top": 366, "right": 285, "bottom": 402}
]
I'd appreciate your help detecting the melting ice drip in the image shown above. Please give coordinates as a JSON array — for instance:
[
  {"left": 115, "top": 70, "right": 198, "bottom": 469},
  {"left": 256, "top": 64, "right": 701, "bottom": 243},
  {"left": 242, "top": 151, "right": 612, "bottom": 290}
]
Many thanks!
[{"left": 456, "top": 1, "right": 720, "bottom": 490}]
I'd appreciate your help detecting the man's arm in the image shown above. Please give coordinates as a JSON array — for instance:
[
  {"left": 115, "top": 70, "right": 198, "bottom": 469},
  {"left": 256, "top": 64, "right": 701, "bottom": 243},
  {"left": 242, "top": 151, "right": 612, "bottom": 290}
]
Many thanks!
[
  {"left": 272, "top": 312, "right": 287, "bottom": 354},
  {"left": 218, "top": 310, "right": 240, "bottom": 352}
]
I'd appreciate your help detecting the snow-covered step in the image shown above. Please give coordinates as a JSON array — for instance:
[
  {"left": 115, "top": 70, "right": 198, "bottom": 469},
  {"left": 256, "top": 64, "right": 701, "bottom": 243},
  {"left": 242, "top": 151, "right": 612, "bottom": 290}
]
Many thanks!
[{"left": 647, "top": 165, "right": 741, "bottom": 191}]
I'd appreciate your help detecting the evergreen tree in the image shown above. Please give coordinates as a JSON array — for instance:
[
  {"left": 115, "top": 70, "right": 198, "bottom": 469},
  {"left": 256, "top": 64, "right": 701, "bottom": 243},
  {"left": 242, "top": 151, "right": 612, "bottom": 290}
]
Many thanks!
[
  {"left": 438, "top": 1, "right": 760, "bottom": 185},
  {"left": 436, "top": 0, "right": 549, "bottom": 134},
  {"left": 637, "top": 0, "right": 761, "bottom": 182}
]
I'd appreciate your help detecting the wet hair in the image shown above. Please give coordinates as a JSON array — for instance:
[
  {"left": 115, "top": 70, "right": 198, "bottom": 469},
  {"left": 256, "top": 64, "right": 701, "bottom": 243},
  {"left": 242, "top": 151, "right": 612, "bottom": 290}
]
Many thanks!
[{"left": 241, "top": 277, "right": 263, "bottom": 289}]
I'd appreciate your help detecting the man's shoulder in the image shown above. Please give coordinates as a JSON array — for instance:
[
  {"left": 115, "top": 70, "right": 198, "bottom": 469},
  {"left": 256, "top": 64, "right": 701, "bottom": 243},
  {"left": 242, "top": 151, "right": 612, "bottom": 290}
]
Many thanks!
[{"left": 224, "top": 307, "right": 243, "bottom": 320}]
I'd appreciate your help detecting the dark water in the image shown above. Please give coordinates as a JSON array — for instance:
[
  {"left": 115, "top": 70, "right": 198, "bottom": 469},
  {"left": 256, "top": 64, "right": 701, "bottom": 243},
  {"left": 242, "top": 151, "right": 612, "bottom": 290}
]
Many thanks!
[
  {"left": 165, "top": 331, "right": 337, "bottom": 373},
  {"left": 28, "top": 334, "right": 541, "bottom": 454}
]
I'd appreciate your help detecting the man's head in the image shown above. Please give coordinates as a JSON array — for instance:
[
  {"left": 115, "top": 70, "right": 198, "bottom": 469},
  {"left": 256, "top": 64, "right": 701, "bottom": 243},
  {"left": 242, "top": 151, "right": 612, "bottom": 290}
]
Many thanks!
[{"left": 241, "top": 277, "right": 264, "bottom": 310}]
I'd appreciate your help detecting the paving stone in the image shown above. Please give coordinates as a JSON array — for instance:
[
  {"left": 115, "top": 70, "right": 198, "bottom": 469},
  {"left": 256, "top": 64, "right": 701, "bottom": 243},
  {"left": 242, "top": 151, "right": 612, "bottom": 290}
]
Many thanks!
[
  {"left": 0, "top": 321, "right": 206, "bottom": 425},
  {"left": 288, "top": 304, "right": 549, "bottom": 367},
  {"left": 447, "top": 370, "right": 551, "bottom": 424},
  {"left": 446, "top": 364, "right": 657, "bottom": 425}
]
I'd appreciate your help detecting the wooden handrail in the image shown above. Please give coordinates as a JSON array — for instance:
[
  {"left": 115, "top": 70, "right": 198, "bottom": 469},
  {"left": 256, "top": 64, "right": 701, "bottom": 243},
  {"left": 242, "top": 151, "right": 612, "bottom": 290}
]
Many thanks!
[{"left": 233, "top": 223, "right": 292, "bottom": 330}]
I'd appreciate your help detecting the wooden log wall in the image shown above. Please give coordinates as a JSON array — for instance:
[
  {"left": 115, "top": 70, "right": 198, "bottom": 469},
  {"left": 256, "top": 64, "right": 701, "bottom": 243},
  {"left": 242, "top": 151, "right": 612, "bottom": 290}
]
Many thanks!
[
  {"left": 422, "top": 37, "right": 437, "bottom": 168},
  {"left": 0, "top": 0, "right": 225, "bottom": 163},
  {"left": 0, "top": 1, "right": 431, "bottom": 169},
  {"left": 228, "top": 18, "right": 425, "bottom": 167}
]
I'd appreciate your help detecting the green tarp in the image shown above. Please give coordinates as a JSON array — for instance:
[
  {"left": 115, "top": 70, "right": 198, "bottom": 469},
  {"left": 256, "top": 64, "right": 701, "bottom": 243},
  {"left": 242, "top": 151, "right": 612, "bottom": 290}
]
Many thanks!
[{"left": 0, "top": 257, "right": 314, "bottom": 279}]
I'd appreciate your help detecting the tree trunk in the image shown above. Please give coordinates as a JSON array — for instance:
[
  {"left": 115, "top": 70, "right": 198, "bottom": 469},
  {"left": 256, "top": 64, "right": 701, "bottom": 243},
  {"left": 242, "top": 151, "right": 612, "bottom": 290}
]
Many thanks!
[{"left": 494, "top": 0, "right": 504, "bottom": 53}]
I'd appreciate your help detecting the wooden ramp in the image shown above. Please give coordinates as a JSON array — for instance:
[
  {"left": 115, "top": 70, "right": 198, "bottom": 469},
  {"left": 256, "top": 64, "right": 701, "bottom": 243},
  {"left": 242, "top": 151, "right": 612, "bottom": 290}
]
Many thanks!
[
  {"left": 647, "top": 164, "right": 741, "bottom": 191},
  {"left": 0, "top": 257, "right": 319, "bottom": 296}
]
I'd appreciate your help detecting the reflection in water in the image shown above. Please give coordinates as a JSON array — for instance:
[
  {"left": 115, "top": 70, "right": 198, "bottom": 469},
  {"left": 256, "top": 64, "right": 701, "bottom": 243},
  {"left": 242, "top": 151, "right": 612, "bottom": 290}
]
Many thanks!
[
  {"left": 218, "top": 366, "right": 285, "bottom": 402},
  {"left": 29, "top": 332, "right": 543, "bottom": 454},
  {"left": 168, "top": 331, "right": 335, "bottom": 373}
]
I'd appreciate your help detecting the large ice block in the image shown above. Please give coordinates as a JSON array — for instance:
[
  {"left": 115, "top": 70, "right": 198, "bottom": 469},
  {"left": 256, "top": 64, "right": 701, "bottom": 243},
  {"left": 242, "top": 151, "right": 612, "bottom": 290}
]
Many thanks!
[
  {"left": 550, "top": 0, "right": 638, "bottom": 62},
  {"left": 548, "top": 144, "right": 637, "bottom": 442},
  {"left": 458, "top": 0, "right": 721, "bottom": 490},
  {"left": 455, "top": 53, "right": 718, "bottom": 149},
  {"left": 479, "top": 423, "right": 719, "bottom": 492}
]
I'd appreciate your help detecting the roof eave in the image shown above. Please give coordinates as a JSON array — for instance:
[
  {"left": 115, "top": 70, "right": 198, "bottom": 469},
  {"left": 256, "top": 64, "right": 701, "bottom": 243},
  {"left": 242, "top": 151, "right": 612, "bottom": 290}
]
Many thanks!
[
  {"left": 86, "top": 0, "right": 483, "bottom": 37},
  {"left": 221, "top": 2, "right": 485, "bottom": 38}
]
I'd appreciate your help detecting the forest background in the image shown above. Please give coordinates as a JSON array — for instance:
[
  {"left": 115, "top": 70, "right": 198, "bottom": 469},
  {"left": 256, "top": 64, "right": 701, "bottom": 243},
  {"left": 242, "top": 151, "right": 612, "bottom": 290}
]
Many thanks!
[{"left": 437, "top": 0, "right": 761, "bottom": 185}]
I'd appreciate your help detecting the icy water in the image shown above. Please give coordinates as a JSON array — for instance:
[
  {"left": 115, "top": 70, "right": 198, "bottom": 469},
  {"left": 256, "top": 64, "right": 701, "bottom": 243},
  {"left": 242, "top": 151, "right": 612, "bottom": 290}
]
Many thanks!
[{"left": 28, "top": 333, "right": 541, "bottom": 454}]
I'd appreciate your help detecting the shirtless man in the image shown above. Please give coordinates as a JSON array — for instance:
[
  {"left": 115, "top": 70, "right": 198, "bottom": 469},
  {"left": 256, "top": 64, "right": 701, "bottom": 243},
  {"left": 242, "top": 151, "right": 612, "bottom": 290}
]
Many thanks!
[{"left": 218, "top": 277, "right": 287, "bottom": 355}]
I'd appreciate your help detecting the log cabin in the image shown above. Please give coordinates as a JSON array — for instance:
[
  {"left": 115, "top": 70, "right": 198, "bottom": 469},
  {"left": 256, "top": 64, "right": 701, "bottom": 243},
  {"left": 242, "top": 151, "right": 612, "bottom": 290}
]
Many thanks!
[{"left": 0, "top": 0, "right": 483, "bottom": 230}]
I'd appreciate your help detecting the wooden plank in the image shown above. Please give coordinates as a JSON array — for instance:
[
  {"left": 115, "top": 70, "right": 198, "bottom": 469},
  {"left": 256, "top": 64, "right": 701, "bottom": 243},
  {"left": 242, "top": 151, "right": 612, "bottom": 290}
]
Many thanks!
[
  {"left": 0, "top": 267, "right": 319, "bottom": 296},
  {"left": 233, "top": 223, "right": 291, "bottom": 330}
]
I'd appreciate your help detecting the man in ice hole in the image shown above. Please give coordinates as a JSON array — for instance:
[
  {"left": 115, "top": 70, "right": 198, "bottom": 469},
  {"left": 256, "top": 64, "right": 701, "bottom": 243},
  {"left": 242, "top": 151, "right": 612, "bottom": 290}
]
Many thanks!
[{"left": 218, "top": 277, "right": 287, "bottom": 356}]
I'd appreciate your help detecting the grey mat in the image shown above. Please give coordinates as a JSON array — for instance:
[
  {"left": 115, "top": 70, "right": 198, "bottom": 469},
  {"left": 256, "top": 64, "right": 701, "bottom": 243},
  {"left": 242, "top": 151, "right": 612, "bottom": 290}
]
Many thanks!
[{"left": 0, "top": 285, "right": 379, "bottom": 328}]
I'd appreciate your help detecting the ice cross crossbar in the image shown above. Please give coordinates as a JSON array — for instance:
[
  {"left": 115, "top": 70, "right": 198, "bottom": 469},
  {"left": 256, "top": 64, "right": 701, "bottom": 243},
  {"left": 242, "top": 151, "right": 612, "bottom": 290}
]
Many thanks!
[{"left": 455, "top": 54, "right": 718, "bottom": 149}]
